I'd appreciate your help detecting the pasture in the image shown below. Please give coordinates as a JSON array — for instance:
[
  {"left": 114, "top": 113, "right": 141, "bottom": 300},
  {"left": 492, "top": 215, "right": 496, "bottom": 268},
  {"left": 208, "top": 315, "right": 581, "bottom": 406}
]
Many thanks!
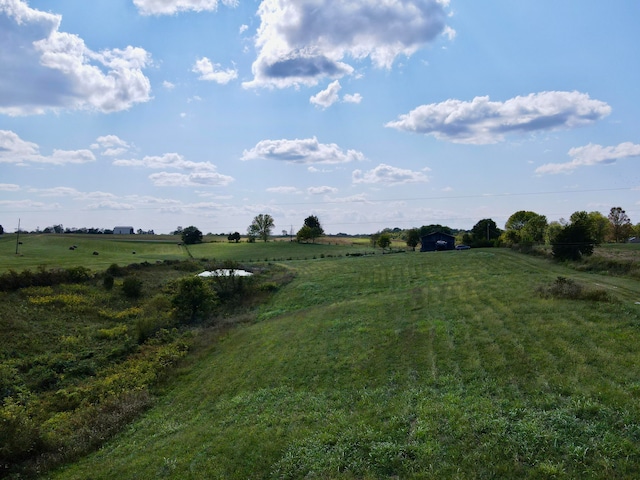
[
  {"left": 0, "top": 234, "right": 373, "bottom": 273},
  {"left": 34, "top": 243, "right": 640, "bottom": 479},
  {"left": 43, "top": 249, "right": 640, "bottom": 479}
]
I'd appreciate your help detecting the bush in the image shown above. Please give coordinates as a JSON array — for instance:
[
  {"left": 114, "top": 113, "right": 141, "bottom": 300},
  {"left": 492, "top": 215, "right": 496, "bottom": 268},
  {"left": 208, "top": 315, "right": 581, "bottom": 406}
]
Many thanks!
[
  {"left": 122, "top": 277, "right": 143, "bottom": 299},
  {"left": 103, "top": 275, "right": 115, "bottom": 290},
  {"left": 171, "top": 276, "right": 218, "bottom": 324}
]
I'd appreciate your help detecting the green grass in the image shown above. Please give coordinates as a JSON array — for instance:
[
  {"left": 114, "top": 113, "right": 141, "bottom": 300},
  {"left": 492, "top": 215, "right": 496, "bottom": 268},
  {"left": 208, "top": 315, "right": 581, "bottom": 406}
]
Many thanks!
[
  {"left": 48, "top": 249, "right": 640, "bottom": 479},
  {"left": 0, "top": 234, "right": 373, "bottom": 273}
]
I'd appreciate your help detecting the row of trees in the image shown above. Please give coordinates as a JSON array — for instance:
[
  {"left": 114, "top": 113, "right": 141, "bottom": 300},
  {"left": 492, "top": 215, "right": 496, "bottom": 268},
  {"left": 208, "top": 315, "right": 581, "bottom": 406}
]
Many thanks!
[
  {"left": 455, "top": 206, "right": 635, "bottom": 260},
  {"left": 178, "top": 214, "right": 326, "bottom": 245}
]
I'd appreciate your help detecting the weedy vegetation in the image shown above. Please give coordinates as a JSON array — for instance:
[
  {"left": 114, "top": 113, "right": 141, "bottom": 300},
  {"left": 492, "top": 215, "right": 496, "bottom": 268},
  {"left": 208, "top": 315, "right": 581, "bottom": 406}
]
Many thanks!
[{"left": 1, "top": 236, "right": 639, "bottom": 479}]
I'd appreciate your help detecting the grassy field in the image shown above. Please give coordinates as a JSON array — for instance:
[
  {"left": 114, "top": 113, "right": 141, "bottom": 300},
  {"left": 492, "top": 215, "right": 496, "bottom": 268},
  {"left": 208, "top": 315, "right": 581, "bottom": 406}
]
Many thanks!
[
  {"left": 38, "top": 247, "right": 640, "bottom": 479},
  {"left": 0, "top": 234, "right": 374, "bottom": 273}
]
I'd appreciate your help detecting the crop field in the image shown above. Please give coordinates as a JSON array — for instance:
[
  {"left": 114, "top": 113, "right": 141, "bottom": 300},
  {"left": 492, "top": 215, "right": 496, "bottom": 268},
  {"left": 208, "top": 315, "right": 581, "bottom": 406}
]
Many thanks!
[{"left": 29, "top": 244, "right": 639, "bottom": 479}]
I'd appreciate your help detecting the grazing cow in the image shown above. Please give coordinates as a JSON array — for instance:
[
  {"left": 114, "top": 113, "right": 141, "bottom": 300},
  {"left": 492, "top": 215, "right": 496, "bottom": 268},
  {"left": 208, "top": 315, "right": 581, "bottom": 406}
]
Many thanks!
[{"left": 93, "top": 251, "right": 99, "bottom": 255}]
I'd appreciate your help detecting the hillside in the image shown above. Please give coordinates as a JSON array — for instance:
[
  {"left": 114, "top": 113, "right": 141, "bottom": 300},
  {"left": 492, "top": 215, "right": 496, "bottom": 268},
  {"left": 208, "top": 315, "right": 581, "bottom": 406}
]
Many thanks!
[{"left": 43, "top": 248, "right": 640, "bottom": 479}]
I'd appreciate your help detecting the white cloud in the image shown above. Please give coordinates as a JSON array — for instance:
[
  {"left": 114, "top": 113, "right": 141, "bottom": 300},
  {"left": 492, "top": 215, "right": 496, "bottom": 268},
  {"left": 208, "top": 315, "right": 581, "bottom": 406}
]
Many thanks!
[
  {"left": 28, "top": 187, "right": 117, "bottom": 201},
  {"left": 0, "top": 130, "right": 96, "bottom": 165},
  {"left": 266, "top": 186, "right": 301, "bottom": 194},
  {"left": 239, "top": 24, "right": 249, "bottom": 34},
  {"left": 0, "top": 183, "right": 20, "bottom": 191},
  {"left": 0, "top": 1, "right": 152, "bottom": 115},
  {"left": 114, "top": 152, "right": 234, "bottom": 187},
  {"left": 133, "top": 0, "right": 238, "bottom": 16},
  {"left": 114, "top": 153, "right": 219, "bottom": 172},
  {"left": 86, "top": 201, "right": 135, "bottom": 211},
  {"left": 343, "top": 93, "right": 363, "bottom": 104},
  {"left": 307, "top": 186, "right": 338, "bottom": 195},
  {"left": 91, "top": 135, "right": 131, "bottom": 156},
  {"left": 535, "top": 142, "right": 640, "bottom": 175},
  {"left": 192, "top": 57, "right": 238, "bottom": 84},
  {"left": 352, "top": 163, "right": 430, "bottom": 186},
  {"left": 310, "top": 80, "right": 341, "bottom": 109},
  {"left": 149, "top": 171, "right": 234, "bottom": 187},
  {"left": 163, "top": 80, "right": 176, "bottom": 90},
  {"left": 385, "top": 91, "right": 612, "bottom": 144},
  {"left": 241, "top": 137, "right": 365, "bottom": 164},
  {"left": 244, "top": 0, "right": 452, "bottom": 88}
]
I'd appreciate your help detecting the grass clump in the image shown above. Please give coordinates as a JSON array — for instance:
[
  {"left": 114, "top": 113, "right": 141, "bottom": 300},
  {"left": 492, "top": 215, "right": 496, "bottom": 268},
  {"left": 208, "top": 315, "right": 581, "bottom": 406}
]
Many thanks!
[{"left": 537, "top": 276, "right": 611, "bottom": 302}]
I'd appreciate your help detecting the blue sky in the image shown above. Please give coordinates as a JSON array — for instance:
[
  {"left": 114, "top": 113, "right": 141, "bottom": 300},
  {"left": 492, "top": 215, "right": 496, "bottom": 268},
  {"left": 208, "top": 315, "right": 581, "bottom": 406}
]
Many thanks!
[{"left": 1, "top": 0, "right": 639, "bottom": 235}]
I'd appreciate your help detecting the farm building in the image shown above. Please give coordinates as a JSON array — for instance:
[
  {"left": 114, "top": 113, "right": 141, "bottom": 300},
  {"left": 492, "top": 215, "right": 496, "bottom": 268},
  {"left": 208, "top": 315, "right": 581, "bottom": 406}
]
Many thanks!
[
  {"left": 420, "top": 232, "right": 455, "bottom": 252},
  {"left": 113, "top": 226, "right": 134, "bottom": 235}
]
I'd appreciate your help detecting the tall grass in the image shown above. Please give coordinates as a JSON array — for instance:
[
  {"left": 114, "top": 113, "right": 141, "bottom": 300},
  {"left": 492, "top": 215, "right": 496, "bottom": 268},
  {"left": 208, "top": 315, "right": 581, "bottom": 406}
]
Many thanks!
[{"left": 50, "top": 249, "right": 640, "bottom": 479}]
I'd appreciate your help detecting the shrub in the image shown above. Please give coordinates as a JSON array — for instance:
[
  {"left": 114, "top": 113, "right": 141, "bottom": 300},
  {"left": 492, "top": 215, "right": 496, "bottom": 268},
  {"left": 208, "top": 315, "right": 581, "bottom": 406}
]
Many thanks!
[
  {"left": 103, "top": 274, "right": 115, "bottom": 290},
  {"left": 122, "top": 277, "right": 143, "bottom": 299},
  {"left": 171, "top": 276, "right": 218, "bottom": 324},
  {"left": 537, "top": 276, "right": 610, "bottom": 302}
]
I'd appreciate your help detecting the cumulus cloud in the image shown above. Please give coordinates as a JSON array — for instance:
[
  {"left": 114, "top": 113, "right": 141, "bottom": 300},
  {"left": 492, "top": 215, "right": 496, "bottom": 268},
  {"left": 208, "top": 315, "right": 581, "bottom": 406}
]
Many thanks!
[
  {"left": 114, "top": 153, "right": 220, "bottom": 172},
  {"left": 91, "top": 135, "right": 131, "bottom": 156},
  {"left": 352, "top": 163, "right": 430, "bottom": 186},
  {"left": 535, "top": 142, "right": 640, "bottom": 175},
  {"left": 266, "top": 186, "right": 301, "bottom": 194},
  {"left": 149, "top": 171, "right": 234, "bottom": 187},
  {"left": 114, "top": 152, "right": 234, "bottom": 187},
  {"left": 385, "top": 91, "right": 612, "bottom": 144},
  {"left": 307, "top": 186, "right": 338, "bottom": 195},
  {"left": 0, "top": 130, "right": 95, "bottom": 165},
  {"left": 0, "top": 183, "right": 20, "bottom": 191},
  {"left": 244, "top": 0, "right": 452, "bottom": 88},
  {"left": 241, "top": 137, "right": 365, "bottom": 164},
  {"left": 310, "top": 80, "right": 341, "bottom": 108},
  {"left": 343, "top": 93, "right": 363, "bottom": 104},
  {"left": 86, "top": 200, "right": 135, "bottom": 210},
  {"left": 0, "top": 0, "right": 152, "bottom": 116},
  {"left": 192, "top": 57, "right": 238, "bottom": 84},
  {"left": 133, "top": 0, "right": 238, "bottom": 16}
]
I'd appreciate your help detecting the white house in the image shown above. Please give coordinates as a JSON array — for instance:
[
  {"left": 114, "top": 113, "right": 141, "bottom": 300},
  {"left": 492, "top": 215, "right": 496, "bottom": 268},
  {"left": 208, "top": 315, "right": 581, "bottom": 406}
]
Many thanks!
[{"left": 113, "top": 226, "right": 134, "bottom": 234}]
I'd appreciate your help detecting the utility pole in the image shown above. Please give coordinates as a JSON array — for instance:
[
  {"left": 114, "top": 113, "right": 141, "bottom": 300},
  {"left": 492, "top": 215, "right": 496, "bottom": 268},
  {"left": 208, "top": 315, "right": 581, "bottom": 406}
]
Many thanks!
[{"left": 15, "top": 218, "right": 20, "bottom": 254}]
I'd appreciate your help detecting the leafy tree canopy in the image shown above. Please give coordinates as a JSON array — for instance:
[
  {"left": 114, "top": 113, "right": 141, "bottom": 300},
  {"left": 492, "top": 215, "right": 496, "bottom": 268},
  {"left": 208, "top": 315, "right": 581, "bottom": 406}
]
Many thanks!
[
  {"left": 377, "top": 233, "right": 392, "bottom": 250},
  {"left": 249, "top": 214, "right": 275, "bottom": 242},
  {"left": 503, "top": 211, "right": 547, "bottom": 245},
  {"left": 608, "top": 207, "right": 632, "bottom": 243},
  {"left": 298, "top": 215, "right": 324, "bottom": 243},
  {"left": 405, "top": 228, "right": 420, "bottom": 250},
  {"left": 470, "top": 218, "right": 501, "bottom": 245},
  {"left": 181, "top": 226, "right": 203, "bottom": 245}
]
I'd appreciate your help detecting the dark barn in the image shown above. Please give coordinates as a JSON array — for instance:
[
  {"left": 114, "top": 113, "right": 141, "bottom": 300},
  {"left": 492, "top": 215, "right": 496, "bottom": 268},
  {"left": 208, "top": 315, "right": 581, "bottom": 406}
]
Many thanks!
[{"left": 420, "top": 232, "right": 455, "bottom": 252}]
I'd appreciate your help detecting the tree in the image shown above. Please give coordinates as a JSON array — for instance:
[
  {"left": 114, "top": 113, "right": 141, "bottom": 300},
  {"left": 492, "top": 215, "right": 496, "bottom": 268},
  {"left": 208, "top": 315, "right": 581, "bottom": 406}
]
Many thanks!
[
  {"left": 298, "top": 215, "right": 324, "bottom": 243},
  {"left": 227, "top": 232, "right": 241, "bottom": 243},
  {"left": 587, "top": 211, "right": 610, "bottom": 245},
  {"left": 551, "top": 214, "right": 594, "bottom": 261},
  {"left": 249, "top": 214, "right": 275, "bottom": 242},
  {"left": 181, "top": 226, "right": 203, "bottom": 245},
  {"left": 377, "top": 233, "right": 392, "bottom": 251},
  {"left": 0, "top": 225, "right": 3, "bottom": 235},
  {"left": 608, "top": 207, "right": 632, "bottom": 243},
  {"left": 405, "top": 228, "right": 420, "bottom": 251},
  {"left": 503, "top": 211, "right": 547, "bottom": 245},
  {"left": 469, "top": 218, "right": 501, "bottom": 246},
  {"left": 172, "top": 276, "right": 218, "bottom": 324}
]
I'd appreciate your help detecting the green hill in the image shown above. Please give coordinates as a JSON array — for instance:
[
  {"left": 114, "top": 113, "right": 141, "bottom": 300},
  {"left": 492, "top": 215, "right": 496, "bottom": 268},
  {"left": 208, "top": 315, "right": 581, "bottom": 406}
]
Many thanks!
[{"left": 45, "top": 249, "right": 640, "bottom": 479}]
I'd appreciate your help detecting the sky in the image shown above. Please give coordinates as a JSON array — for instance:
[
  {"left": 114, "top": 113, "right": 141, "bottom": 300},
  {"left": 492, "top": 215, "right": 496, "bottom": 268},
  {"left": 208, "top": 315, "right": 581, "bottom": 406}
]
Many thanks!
[{"left": 1, "top": 0, "right": 639, "bottom": 235}]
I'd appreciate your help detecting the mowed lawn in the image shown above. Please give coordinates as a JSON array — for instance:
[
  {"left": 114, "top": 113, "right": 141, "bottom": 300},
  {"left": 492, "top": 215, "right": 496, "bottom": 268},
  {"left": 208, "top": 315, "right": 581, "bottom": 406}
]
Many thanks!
[{"left": 45, "top": 249, "right": 640, "bottom": 478}]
